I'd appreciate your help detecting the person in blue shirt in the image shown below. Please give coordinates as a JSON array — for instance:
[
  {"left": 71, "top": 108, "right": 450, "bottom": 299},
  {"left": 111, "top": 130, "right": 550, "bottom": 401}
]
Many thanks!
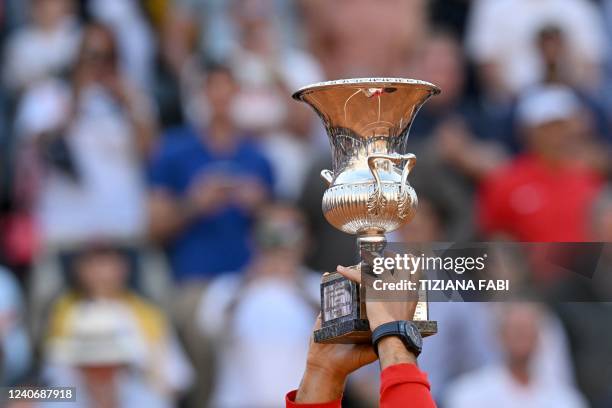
[{"left": 148, "top": 62, "right": 274, "bottom": 281}]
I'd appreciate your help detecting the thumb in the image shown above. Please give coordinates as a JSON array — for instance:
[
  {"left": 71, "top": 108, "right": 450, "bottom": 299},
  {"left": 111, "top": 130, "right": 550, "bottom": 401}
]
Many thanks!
[{"left": 336, "top": 264, "right": 361, "bottom": 284}]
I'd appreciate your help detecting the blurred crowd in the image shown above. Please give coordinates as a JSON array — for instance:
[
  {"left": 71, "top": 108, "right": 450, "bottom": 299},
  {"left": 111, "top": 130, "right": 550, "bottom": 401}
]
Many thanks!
[{"left": 0, "top": 0, "right": 611, "bottom": 407}]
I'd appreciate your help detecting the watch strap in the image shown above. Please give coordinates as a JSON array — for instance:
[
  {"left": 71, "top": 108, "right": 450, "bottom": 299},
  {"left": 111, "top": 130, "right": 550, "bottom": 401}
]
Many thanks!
[{"left": 371, "top": 320, "right": 422, "bottom": 357}]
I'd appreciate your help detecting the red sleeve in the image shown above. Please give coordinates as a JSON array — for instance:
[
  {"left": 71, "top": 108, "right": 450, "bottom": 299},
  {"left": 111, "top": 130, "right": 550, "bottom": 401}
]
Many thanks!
[
  {"left": 380, "top": 364, "right": 436, "bottom": 408},
  {"left": 285, "top": 390, "right": 341, "bottom": 408}
]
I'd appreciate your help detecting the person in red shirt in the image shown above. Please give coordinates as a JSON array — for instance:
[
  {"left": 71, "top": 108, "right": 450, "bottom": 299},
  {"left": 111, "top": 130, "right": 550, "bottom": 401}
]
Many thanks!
[
  {"left": 286, "top": 265, "right": 436, "bottom": 408},
  {"left": 478, "top": 85, "right": 605, "bottom": 242}
]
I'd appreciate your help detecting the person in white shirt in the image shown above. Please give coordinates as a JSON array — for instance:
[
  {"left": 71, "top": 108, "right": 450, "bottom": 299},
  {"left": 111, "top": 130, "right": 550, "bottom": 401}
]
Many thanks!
[
  {"left": 466, "top": 0, "right": 606, "bottom": 100},
  {"left": 445, "top": 302, "right": 587, "bottom": 408},
  {"left": 14, "top": 22, "right": 156, "bottom": 247},
  {"left": 197, "top": 204, "right": 319, "bottom": 407}
]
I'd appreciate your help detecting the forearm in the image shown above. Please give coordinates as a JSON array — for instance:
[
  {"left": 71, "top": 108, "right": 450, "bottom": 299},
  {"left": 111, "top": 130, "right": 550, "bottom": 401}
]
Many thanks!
[
  {"left": 119, "top": 86, "right": 157, "bottom": 157},
  {"left": 125, "top": 99, "right": 157, "bottom": 158},
  {"left": 294, "top": 366, "right": 345, "bottom": 405},
  {"left": 148, "top": 194, "right": 199, "bottom": 243},
  {"left": 131, "top": 118, "right": 157, "bottom": 158},
  {"left": 378, "top": 337, "right": 417, "bottom": 370}
]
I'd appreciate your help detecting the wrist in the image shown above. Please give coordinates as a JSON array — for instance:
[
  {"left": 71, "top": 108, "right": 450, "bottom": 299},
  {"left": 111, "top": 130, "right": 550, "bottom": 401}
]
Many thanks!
[
  {"left": 296, "top": 365, "right": 346, "bottom": 403},
  {"left": 369, "top": 315, "right": 394, "bottom": 332},
  {"left": 377, "top": 336, "right": 417, "bottom": 370}
]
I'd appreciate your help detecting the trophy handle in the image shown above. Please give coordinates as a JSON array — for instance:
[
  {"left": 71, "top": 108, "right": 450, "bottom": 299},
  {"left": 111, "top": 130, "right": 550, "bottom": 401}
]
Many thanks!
[
  {"left": 321, "top": 169, "right": 334, "bottom": 186},
  {"left": 397, "top": 153, "right": 417, "bottom": 220},
  {"left": 367, "top": 153, "right": 417, "bottom": 216},
  {"left": 397, "top": 153, "right": 417, "bottom": 193}
]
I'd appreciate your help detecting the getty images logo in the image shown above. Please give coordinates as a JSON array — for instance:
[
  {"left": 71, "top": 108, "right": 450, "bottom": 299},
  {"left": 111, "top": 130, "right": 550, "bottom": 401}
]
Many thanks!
[{"left": 372, "top": 253, "right": 488, "bottom": 275}]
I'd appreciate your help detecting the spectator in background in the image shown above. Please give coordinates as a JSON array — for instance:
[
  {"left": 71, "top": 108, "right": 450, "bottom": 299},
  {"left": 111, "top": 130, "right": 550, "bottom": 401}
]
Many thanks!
[
  {"left": 226, "top": 0, "right": 324, "bottom": 200},
  {"left": 3, "top": 0, "right": 80, "bottom": 94},
  {"left": 401, "top": 30, "right": 506, "bottom": 241},
  {"left": 43, "top": 243, "right": 193, "bottom": 408},
  {"left": 466, "top": 0, "right": 606, "bottom": 103},
  {"left": 445, "top": 303, "right": 587, "bottom": 408},
  {"left": 14, "top": 22, "right": 156, "bottom": 248},
  {"left": 0, "top": 266, "right": 31, "bottom": 385},
  {"left": 228, "top": 0, "right": 323, "bottom": 136},
  {"left": 477, "top": 85, "right": 606, "bottom": 242},
  {"left": 299, "top": 0, "right": 427, "bottom": 77},
  {"left": 86, "top": 0, "right": 156, "bottom": 91},
  {"left": 533, "top": 24, "right": 612, "bottom": 146},
  {"left": 197, "top": 204, "right": 318, "bottom": 407},
  {"left": 166, "top": 0, "right": 298, "bottom": 65},
  {"left": 148, "top": 62, "right": 273, "bottom": 281},
  {"left": 409, "top": 29, "right": 510, "bottom": 181},
  {"left": 259, "top": 93, "right": 320, "bottom": 201}
]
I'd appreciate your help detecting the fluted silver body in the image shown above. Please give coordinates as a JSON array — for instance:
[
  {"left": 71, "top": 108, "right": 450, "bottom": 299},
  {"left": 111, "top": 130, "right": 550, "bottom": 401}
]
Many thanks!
[{"left": 292, "top": 78, "right": 440, "bottom": 238}]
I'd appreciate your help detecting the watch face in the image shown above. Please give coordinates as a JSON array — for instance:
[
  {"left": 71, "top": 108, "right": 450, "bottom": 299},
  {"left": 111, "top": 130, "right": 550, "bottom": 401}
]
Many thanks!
[{"left": 406, "top": 323, "right": 423, "bottom": 349}]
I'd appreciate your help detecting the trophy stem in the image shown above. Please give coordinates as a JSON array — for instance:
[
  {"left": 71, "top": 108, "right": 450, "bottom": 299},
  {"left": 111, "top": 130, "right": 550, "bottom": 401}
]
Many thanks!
[
  {"left": 356, "top": 231, "right": 387, "bottom": 247},
  {"left": 356, "top": 232, "right": 386, "bottom": 327}
]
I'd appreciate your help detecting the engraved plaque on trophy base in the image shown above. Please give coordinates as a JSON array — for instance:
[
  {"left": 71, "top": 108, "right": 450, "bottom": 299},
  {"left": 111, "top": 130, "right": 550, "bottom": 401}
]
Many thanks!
[{"left": 315, "top": 272, "right": 371, "bottom": 344}]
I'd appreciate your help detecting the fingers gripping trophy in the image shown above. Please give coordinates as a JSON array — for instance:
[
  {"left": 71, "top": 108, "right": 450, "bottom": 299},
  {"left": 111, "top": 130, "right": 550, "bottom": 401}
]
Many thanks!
[{"left": 292, "top": 78, "right": 440, "bottom": 343}]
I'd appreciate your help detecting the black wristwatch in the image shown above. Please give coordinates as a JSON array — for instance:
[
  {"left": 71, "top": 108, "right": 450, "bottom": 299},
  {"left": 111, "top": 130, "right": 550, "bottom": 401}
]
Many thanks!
[{"left": 371, "top": 321, "right": 423, "bottom": 357}]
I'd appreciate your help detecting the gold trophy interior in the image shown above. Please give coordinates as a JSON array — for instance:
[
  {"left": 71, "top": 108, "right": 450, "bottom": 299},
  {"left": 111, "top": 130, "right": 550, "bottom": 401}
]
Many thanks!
[{"left": 292, "top": 78, "right": 440, "bottom": 344}]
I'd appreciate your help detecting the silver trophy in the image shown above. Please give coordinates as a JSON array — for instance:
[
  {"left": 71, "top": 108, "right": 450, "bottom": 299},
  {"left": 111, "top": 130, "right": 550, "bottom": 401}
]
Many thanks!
[{"left": 293, "top": 78, "right": 440, "bottom": 343}]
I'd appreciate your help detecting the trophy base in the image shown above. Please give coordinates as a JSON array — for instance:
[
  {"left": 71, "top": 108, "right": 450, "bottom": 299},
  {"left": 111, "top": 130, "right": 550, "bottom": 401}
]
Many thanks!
[
  {"left": 315, "top": 318, "right": 371, "bottom": 344},
  {"left": 316, "top": 272, "right": 437, "bottom": 344},
  {"left": 315, "top": 319, "right": 438, "bottom": 344}
]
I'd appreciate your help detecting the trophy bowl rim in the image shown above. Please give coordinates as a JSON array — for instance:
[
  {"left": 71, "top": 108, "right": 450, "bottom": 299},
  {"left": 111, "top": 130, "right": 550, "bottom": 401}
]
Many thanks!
[{"left": 292, "top": 77, "right": 441, "bottom": 101}]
